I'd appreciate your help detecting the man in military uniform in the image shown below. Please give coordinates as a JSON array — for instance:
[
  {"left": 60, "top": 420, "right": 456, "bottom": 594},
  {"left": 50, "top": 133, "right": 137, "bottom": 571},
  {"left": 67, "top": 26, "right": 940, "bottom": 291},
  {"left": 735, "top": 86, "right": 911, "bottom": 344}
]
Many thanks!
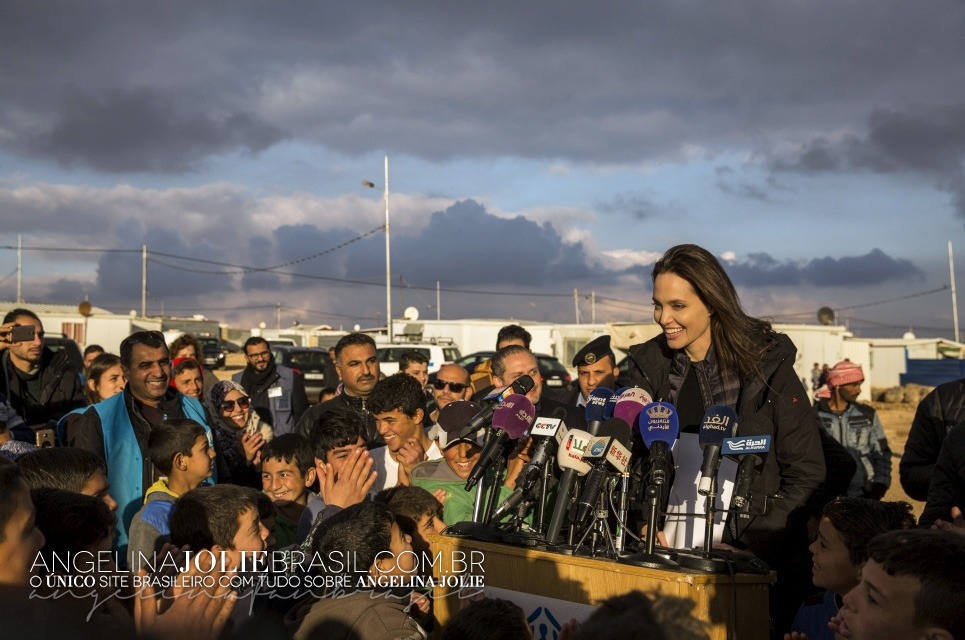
[{"left": 561, "top": 335, "right": 621, "bottom": 408}]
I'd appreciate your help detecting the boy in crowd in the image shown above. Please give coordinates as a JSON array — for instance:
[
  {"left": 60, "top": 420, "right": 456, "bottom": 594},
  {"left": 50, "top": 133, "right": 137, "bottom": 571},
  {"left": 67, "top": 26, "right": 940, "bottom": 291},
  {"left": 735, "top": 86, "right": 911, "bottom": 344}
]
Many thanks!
[
  {"left": 368, "top": 373, "right": 442, "bottom": 491},
  {"left": 261, "top": 433, "right": 317, "bottom": 548},
  {"left": 789, "top": 498, "right": 916, "bottom": 639},
  {"left": 296, "top": 405, "right": 373, "bottom": 542},
  {"left": 410, "top": 400, "right": 526, "bottom": 524},
  {"left": 399, "top": 351, "right": 430, "bottom": 392},
  {"left": 169, "top": 484, "right": 270, "bottom": 632},
  {"left": 375, "top": 485, "right": 446, "bottom": 558},
  {"left": 0, "top": 458, "right": 45, "bottom": 587},
  {"left": 837, "top": 528, "right": 965, "bottom": 640},
  {"left": 170, "top": 483, "right": 269, "bottom": 570},
  {"left": 285, "top": 501, "right": 426, "bottom": 639},
  {"left": 439, "top": 598, "right": 532, "bottom": 640},
  {"left": 18, "top": 446, "right": 119, "bottom": 512},
  {"left": 128, "top": 419, "right": 216, "bottom": 570}
]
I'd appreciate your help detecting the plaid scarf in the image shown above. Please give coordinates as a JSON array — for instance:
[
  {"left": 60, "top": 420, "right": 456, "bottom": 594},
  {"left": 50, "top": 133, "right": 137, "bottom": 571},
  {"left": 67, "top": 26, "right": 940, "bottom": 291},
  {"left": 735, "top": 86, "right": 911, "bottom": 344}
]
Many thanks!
[{"left": 666, "top": 344, "right": 740, "bottom": 411}]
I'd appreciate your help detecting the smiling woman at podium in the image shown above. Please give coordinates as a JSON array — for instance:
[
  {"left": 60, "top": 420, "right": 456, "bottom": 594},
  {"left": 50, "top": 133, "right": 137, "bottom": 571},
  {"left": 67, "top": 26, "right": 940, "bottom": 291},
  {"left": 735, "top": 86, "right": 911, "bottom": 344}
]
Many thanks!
[{"left": 625, "top": 244, "right": 824, "bottom": 565}]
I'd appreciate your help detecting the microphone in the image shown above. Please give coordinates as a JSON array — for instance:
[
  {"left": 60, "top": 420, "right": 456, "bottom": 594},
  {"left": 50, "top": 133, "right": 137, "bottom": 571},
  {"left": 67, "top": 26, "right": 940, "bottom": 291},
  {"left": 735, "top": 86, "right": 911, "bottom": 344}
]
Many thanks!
[
  {"left": 612, "top": 388, "right": 652, "bottom": 430},
  {"left": 458, "top": 375, "right": 535, "bottom": 439},
  {"left": 464, "top": 394, "right": 534, "bottom": 491},
  {"left": 584, "top": 387, "right": 614, "bottom": 436},
  {"left": 603, "top": 387, "right": 627, "bottom": 421},
  {"left": 544, "top": 428, "right": 594, "bottom": 543},
  {"left": 639, "top": 402, "right": 679, "bottom": 485},
  {"left": 490, "top": 408, "right": 568, "bottom": 522},
  {"left": 571, "top": 418, "right": 633, "bottom": 529},
  {"left": 697, "top": 406, "right": 738, "bottom": 496},
  {"left": 723, "top": 434, "right": 771, "bottom": 511}
]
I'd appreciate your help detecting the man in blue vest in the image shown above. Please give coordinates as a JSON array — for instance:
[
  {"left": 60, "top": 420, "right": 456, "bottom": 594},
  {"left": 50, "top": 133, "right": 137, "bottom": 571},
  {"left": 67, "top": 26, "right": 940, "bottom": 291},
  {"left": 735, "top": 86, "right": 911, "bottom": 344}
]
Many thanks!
[
  {"left": 67, "top": 330, "right": 213, "bottom": 559},
  {"left": 234, "top": 336, "right": 308, "bottom": 437}
]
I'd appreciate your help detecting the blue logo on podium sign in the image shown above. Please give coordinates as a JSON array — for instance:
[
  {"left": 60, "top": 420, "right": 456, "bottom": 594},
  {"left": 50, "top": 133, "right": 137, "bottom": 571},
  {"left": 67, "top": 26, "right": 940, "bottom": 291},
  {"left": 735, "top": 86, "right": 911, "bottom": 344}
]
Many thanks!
[{"left": 527, "top": 606, "right": 563, "bottom": 640}]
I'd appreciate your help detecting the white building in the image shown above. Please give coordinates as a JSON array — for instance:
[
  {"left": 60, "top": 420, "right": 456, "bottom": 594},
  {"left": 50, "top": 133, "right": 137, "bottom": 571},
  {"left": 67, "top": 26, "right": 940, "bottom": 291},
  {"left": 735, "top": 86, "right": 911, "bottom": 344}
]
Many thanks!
[{"left": 0, "top": 302, "right": 160, "bottom": 352}]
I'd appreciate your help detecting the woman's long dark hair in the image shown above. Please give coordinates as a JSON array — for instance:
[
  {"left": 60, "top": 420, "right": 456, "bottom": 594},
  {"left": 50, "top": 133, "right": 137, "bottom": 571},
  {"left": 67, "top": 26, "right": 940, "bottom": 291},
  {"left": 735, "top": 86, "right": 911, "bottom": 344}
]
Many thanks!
[
  {"left": 652, "top": 244, "right": 771, "bottom": 376},
  {"left": 85, "top": 352, "right": 122, "bottom": 404}
]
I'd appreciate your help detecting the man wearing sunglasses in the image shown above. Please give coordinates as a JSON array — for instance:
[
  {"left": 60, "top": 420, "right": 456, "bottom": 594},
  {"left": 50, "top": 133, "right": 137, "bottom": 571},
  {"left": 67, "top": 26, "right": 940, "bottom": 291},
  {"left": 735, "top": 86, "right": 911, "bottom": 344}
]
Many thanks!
[
  {"left": 67, "top": 330, "right": 216, "bottom": 560},
  {"left": 427, "top": 364, "right": 472, "bottom": 425}
]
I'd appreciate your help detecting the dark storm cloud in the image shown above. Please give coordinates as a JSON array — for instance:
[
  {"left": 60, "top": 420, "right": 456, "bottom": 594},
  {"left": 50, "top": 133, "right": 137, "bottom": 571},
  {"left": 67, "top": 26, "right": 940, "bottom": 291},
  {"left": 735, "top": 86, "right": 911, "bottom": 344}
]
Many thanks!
[
  {"left": 773, "top": 104, "right": 965, "bottom": 218},
  {"left": 97, "top": 222, "right": 237, "bottom": 301},
  {"left": 716, "top": 181, "right": 773, "bottom": 203},
  {"left": 23, "top": 88, "right": 287, "bottom": 173},
  {"left": 801, "top": 249, "right": 925, "bottom": 287},
  {"left": 726, "top": 249, "right": 924, "bottom": 288},
  {"left": 4, "top": 2, "right": 965, "bottom": 169},
  {"left": 596, "top": 193, "right": 665, "bottom": 220},
  {"left": 386, "top": 200, "right": 597, "bottom": 286},
  {"left": 41, "top": 278, "right": 89, "bottom": 304}
]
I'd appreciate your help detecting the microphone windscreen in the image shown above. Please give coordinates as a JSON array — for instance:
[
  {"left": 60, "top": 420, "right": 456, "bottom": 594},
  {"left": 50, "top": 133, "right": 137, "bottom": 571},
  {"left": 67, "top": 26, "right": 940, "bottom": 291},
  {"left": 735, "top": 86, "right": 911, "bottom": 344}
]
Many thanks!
[
  {"left": 557, "top": 429, "right": 593, "bottom": 475},
  {"left": 491, "top": 394, "right": 535, "bottom": 438},
  {"left": 698, "top": 405, "right": 738, "bottom": 447},
  {"left": 612, "top": 388, "right": 650, "bottom": 428},
  {"left": 640, "top": 401, "right": 679, "bottom": 449},
  {"left": 585, "top": 387, "right": 614, "bottom": 423},
  {"left": 618, "top": 386, "right": 653, "bottom": 405},
  {"left": 512, "top": 374, "right": 535, "bottom": 394},
  {"left": 597, "top": 417, "right": 633, "bottom": 447},
  {"left": 603, "top": 387, "right": 627, "bottom": 420}
]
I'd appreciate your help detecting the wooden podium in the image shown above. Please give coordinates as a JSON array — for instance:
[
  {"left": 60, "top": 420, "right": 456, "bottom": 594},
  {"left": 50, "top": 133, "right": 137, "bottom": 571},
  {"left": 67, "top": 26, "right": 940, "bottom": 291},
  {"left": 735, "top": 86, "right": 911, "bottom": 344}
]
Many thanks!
[{"left": 428, "top": 533, "right": 774, "bottom": 640}]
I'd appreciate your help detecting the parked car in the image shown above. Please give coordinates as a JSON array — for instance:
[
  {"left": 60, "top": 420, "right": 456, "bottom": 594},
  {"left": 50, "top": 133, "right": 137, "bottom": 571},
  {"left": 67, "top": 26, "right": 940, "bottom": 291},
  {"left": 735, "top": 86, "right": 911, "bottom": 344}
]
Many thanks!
[
  {"left": 376, "top": 343, "right": 462, "bottom": 376},
  {"left": 271, "top": 345, "right": 334, "bottom": 400},
  {"left": 44, "top": 335, "right": 85, "bottom": 375},
  {"left": 221, "top": 340, "right": 243, "bottom": 354},
  {"left": 198, "top": 336, "right": 226, "bottom": 369},
  {"left": 454, "top": 351, "right": 572, "bottom": 390}
]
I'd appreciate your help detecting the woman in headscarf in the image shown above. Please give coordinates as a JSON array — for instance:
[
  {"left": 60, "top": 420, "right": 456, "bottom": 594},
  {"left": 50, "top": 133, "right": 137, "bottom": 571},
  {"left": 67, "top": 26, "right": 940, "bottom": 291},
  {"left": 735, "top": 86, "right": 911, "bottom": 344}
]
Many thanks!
[{"left": 207, "top": 379, "right": 273, "bottom": 488}]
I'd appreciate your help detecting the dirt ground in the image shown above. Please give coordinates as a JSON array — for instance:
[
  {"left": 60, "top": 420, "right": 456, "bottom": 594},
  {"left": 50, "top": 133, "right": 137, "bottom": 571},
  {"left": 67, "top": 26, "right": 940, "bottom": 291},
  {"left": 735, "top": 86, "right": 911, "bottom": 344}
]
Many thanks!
[{"left": 869, "top": 401, "right": 924, "bottom": 518}]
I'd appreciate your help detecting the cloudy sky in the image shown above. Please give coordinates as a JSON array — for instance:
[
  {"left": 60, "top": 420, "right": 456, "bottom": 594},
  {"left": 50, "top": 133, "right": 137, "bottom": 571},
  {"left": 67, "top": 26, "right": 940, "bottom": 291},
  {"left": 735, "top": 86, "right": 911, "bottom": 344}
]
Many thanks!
[{"left": 2, "top": 1, "right": 964, "bottom": 338}]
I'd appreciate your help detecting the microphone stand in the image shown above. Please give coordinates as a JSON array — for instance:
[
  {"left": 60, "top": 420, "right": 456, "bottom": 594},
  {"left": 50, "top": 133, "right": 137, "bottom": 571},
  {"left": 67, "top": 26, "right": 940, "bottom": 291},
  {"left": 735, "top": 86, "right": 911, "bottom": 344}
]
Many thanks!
[
  {"left": 675, "top": 476, "right": 731, "bottom": 573},
  {"left": 536, "top": 459, "right": 552, "bottom": 531},
  {"left": 614, "top": 470, "right": 629, "bottom": 554},
  {"left": 571, "top": 477, "right": 615, "bottom": 559},
  {"left": 619, "top": 481, "right": 678, "bottom": 569},
  {"left": 482, "top": 455, "right": 506, "bottom": 524}
]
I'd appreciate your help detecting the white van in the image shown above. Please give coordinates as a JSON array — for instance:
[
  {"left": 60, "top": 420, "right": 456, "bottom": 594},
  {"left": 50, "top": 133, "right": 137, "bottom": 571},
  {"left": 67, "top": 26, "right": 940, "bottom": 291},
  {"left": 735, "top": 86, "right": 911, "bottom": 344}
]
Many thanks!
[{"left": 376, "top": 343, "right": 462, "bottom": 375}]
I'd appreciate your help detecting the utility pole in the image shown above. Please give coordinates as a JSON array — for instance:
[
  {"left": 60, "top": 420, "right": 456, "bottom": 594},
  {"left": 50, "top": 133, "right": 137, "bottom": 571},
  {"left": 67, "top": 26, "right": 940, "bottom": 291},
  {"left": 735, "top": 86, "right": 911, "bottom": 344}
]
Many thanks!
[
  {"left": 141, "top": 245, "right": 147, "bottom": 317},
  {"left": 950, "top": 241, "right": 960, "bottom": 342},
  {"left": 16, "top": 235, "right": 22, "bottom": 303}
]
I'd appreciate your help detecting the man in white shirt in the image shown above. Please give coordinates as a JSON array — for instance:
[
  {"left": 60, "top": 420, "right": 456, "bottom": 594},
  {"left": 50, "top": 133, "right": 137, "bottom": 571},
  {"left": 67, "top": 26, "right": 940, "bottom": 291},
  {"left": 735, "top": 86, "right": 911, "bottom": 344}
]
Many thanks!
[{"left": 367, "top": 373, "right": 443, "bottom": 491}]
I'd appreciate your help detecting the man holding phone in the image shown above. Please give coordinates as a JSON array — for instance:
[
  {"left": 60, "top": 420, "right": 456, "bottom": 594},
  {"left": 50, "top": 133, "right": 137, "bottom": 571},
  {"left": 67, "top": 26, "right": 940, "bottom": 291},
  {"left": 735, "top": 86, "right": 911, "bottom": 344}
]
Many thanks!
[{"left": 0, "top": 308, "right": 85, "bottom": 440}]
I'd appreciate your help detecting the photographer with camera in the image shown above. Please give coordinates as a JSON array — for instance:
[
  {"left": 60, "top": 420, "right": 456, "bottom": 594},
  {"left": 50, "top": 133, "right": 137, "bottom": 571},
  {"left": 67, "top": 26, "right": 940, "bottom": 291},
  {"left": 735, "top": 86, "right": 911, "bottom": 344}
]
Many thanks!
[{"left": 0, "top": 308, "right": 85, "bottom": 442}]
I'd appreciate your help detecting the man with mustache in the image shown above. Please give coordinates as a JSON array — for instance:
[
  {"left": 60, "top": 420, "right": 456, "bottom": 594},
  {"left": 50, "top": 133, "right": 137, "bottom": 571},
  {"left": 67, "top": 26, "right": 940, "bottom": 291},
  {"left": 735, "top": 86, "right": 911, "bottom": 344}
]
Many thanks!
[
  {"left": 296, "top": 333, "right": 381, "bottom": 446},
  {"left": 67, "top": 331, "right": 214, "bottom": 558}
]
